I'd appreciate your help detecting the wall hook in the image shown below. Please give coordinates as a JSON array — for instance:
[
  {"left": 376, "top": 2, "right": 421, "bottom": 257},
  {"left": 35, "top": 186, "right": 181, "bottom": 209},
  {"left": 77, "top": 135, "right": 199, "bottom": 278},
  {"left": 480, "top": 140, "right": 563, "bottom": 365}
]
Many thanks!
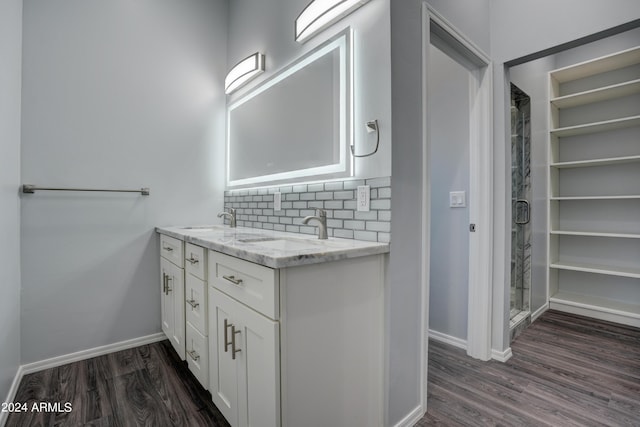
[{"left": 351, "top": 119, "right": 380, "bottom": 158}]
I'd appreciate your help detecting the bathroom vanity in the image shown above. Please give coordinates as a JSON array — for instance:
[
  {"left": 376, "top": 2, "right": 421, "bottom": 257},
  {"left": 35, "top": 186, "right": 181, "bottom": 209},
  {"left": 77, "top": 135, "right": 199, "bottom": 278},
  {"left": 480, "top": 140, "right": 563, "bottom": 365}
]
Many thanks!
[{"left": 157, "top": 225, "right": 389, "bottom": 427}]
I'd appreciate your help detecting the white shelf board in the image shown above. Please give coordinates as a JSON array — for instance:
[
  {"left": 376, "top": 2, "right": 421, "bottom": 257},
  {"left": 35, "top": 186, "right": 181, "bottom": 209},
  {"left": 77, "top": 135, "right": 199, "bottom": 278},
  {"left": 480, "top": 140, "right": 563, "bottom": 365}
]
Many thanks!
[
  {"left": 550, "top": 261, "right": 640, "bottom": 279},
  {"left": 550, "top": 154, "right": 640, "bottom": 169},
  {"left": 550, "top": 195, "right": 640, "bottom": 201},
  {"left": 549, "top": 292, "right": 640, "bottom": 328},
  {"left": 550, "top": 115, "right": 640, "bottom": 137},
  {"left": 550, "top": 46, "right": 640, "bottom": 83},
  {"left": 551, "top": 79, "right": 640, "bottom": 109},
  {"left": 550, "top": 230, "right": 640, "bottom": 239}
]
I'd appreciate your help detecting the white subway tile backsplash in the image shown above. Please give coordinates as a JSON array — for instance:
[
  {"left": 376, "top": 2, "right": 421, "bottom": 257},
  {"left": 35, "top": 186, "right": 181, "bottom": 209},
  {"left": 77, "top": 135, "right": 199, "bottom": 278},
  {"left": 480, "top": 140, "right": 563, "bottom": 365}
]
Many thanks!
[
  {"left": 224, "top": 176, "right": 391, "bottom": 243},
  {"left": 324, "top": 181, "right": 343, "bottom": 191}
]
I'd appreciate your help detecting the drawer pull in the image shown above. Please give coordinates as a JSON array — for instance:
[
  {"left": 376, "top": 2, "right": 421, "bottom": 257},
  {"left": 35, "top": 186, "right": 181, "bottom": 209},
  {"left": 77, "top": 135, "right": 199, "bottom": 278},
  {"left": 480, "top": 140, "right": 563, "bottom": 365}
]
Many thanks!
[
  {"left": 231, "top": 324, "right": 241, "bottom": 360},
  {"left": 187, "top": 349, "right": 200, "bottom": 362},
  {"left": 223, "top": 275, "right": 243, "bottom": 285},
  {"left": 187, "top": 257, "right": 199, "bottom": 265},
  {"left": 187, "top": 299, "right": 199, "bottom": 309},
  {"left": 162, "top": 273, "right": 167, "bottom": 294},
  {"left": 163, "top": 245, "right": 174, "bottom": 252},
  {"left": 224, "top": 319, "right": 232, "bottom": 353}
]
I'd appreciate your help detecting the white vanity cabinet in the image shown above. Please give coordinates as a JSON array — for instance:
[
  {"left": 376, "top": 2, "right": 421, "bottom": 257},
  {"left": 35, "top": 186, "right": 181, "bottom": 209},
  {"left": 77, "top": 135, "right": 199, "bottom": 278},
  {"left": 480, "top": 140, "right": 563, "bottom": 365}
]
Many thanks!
[
  {"left": 208, "top": 251, "right": 280, "bottom": 427},
  {"left": 160, "top": 234, "right": 185, "bottom": 360},
  {"left": 185, "top": 243, "right": 209, "bottom": 388},
  {"left": 208, "top": 250, "right": 386, "bottom": 427}
]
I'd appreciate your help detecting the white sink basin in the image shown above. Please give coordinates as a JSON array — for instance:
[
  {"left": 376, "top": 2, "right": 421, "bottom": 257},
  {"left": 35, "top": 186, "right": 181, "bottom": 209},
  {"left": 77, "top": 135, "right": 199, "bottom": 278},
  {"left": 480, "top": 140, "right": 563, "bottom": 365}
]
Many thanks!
[
  {"left": 254, "top": 238, "right": 320, "bottom": 251},
  {"left": 180, "top": 225, "right": 227, "bottom": 232}
]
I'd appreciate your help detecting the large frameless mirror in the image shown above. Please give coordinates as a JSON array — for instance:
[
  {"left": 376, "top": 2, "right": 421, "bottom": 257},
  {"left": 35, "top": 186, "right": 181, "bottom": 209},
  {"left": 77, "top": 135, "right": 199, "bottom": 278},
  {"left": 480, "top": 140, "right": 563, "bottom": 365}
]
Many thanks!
[{"left": 226, "top": 29, "right": 352, "bottom": 188}]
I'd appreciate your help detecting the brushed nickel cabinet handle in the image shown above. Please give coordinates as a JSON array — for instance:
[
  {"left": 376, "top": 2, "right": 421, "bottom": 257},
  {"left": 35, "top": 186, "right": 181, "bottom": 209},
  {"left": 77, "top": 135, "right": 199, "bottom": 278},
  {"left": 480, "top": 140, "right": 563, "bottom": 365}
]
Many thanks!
[
  {"left": 231, "top": 325, "right": 241, "bottom": 360},
  {"left": 187, "top": 256, "right": 199, "bottom": 264},
  {"left": 224, "top": 319, "right": 232, "bottom": 353},
  {"left": 187, "top": 299, "right": 199, "bottom": 309},
  {"left": 162, "top": 273, "right": 166, "bottom": 294},
  {"left": 166, "top": 275, "right": 172, "bottom": 293},
  {"left": 163, "top": 245, "right": 174, "bottom": 252},
  {"left": 187, "top": 349, "right": 200, "bottom": 362},
  {"left": 222, "top": 275, "right": 243, "bottom": 285}
]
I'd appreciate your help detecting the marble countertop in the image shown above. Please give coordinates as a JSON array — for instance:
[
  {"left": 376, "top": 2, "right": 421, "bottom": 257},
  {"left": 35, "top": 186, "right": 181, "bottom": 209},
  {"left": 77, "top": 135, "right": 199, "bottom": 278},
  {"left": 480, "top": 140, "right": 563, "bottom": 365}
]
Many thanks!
[{"left": 156, "top": 225, "right": 390, "bottom": 268}]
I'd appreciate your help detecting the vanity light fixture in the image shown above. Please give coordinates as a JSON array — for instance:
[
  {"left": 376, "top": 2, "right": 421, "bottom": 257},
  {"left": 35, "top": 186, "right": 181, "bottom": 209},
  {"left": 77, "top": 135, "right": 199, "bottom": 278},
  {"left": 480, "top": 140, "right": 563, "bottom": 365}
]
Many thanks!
[
  {"left": 224, "top": 52, "right": 265, "bottom": 94},
  {"left": 295, "top": 0, "right": 370, "bottom": 43}
]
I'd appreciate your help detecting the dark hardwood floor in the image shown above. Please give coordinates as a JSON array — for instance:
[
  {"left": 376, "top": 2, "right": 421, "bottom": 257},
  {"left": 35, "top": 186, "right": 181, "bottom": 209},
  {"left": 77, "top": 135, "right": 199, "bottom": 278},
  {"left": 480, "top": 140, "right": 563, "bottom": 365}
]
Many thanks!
[
  {"left": 6, "top": 310, "right": 639, "bottom": 426},
  {"left": 418, "top": 310, "right": 640, "bottom": 426},
  {"left": 6, "top": 340, "right": 230, "bottom": 427}
]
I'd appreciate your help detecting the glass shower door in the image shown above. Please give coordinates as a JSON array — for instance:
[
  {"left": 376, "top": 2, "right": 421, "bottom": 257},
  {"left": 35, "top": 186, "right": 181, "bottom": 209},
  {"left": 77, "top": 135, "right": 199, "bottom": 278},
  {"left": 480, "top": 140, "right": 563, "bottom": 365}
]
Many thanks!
[{"left": 510, "top": 84, "right": 531, "bottom": 328}]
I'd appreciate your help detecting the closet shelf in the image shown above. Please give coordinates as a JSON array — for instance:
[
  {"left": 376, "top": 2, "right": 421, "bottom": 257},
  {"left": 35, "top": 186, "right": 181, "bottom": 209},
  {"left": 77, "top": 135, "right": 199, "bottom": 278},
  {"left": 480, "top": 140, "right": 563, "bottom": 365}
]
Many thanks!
[
  {"left": 550, "top": 79, "right": 640, "bottom": 108},
  {"left": 550, "top": 230, "right": 640, "bottom": 239},
  {"left": 550, "top": 195, "right": 640, "bottom": 200},
  {"left": 549, "top": 292, "right": 640, "bottom": 328},
  {"left": 550, "top": 46, "right": 640, "bottom": 83},
  {"left": 550, "top": 154, "right": 640, "bottom": 168},
  {"left": 550, "top": 115, "right": 640, "bottom": 137},
  {"left": 550, "top": 261, "right": 640, "bottom": 279}
]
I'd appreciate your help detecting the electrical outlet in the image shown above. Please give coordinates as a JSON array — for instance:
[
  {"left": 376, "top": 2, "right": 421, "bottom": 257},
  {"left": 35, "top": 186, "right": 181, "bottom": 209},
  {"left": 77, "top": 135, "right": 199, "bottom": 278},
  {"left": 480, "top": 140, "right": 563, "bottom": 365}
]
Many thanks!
[
  {"left": 274, "top": 192, "right": 282, "bottom": 211},
  {"left": 357, "top": 185, "right": 370, "bottom": 211}
]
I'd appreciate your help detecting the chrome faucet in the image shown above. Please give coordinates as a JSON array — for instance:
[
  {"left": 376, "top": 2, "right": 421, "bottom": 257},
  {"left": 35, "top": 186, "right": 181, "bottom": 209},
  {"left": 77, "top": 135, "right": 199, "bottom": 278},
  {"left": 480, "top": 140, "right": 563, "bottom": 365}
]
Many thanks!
[
  {"left": 302, "top": 208, "right": 328, "bottom": 240},
  {"left": 217, "top": 207, "right": 237, "bottom": 228}
]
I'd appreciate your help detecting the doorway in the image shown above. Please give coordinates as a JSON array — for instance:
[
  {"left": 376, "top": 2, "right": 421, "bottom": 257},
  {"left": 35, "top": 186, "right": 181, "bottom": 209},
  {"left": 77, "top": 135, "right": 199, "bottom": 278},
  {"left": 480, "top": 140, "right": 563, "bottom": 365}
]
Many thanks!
[{"left": 423, "top": 8, "right": 493, "bottom": 362}]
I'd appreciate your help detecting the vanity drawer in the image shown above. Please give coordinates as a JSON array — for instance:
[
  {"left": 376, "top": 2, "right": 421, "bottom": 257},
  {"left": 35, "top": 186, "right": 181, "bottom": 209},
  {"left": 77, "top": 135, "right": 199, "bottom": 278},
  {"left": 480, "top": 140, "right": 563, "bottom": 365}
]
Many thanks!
[
  {"left": 185, "top": 243, "right": 207, "bottom": 280},
  {"left": 160, "top": 234, "right": 184, "bottom": 267},
  {"left": 186, "top": 322, "right": 209, "bottom": 390},
  {"left": 208, "top": 251, "right": 279, "bottom": 320},
  {"left": 186, "top": 274, "right": 207, "bottom": 335}
]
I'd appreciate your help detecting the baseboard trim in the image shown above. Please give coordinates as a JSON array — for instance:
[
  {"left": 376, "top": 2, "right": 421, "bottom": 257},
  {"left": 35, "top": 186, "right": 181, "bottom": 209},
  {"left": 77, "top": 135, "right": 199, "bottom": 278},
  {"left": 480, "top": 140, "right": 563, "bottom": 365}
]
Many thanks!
[
  {"left": 1, "top": 364, "right": 25, "bottom": 427},
  {"left": 531, "top": 303, "right": 549, "bottom": 322},
  {"left": 392, "top": 404, "right": 424, "bottom": 427},
  {"left": 491, "top": 347, "right": 513, "bottom": 362},
  {"left": 428, "top": 329, "right": 467, "bottom": 350},
  {"left": 21, "top": 333, "right": 166, "bottom": 376}
]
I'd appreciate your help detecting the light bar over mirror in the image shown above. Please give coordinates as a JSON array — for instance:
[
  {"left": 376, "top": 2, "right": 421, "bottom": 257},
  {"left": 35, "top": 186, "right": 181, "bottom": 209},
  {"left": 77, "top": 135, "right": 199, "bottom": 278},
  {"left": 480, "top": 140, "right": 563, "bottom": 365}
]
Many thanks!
[
  {"left": 225, "top": 52, "right": 265, "bottom": 94},
  {"left": 295, "top": 0, "right": 370, "bottom": 43}
]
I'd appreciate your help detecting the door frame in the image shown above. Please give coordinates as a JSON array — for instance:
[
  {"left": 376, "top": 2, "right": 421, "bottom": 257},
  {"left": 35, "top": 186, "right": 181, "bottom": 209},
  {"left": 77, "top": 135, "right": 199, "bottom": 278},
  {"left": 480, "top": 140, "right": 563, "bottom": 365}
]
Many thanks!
[{"left": 420, "top": 5, "right": 494, "bottom": 408}]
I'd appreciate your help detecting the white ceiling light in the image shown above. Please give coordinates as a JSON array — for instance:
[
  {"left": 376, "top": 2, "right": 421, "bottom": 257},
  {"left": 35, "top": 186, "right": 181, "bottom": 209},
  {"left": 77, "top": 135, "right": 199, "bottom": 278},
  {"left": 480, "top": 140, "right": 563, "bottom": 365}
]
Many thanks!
[
  {"left": 224, "top": 52, "right": 265, "bottom": 94},
  {"left": 295, "top": 0, "right": 370, "bottom": 43}
]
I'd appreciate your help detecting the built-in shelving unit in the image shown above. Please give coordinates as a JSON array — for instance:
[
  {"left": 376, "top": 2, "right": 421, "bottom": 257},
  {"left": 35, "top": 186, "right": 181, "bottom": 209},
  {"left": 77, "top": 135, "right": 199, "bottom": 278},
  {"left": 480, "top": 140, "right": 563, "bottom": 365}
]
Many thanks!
[{"left": 547, "top": 46, "right": 640, "bottom": 327}]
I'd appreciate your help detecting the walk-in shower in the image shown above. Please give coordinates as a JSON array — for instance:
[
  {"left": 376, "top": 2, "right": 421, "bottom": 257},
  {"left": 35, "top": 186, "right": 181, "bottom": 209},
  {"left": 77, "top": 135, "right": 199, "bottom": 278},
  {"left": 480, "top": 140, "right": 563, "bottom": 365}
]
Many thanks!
[{"left": 510, "top": 84, "right": 531, "bottom": 339}]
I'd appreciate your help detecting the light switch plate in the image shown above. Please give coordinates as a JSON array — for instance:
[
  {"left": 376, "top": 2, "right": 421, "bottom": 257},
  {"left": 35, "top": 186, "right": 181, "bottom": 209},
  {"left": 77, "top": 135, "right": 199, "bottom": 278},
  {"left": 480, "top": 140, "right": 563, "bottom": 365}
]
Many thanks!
[
  {"left": 274, "top": 192, "right": 282, "bottom": 211},
  {"left": 449, "top": 191, "right": 466, "bottom": 208},
  {"left": 357, "top": 185, "right": 370, "bottom": 211}
]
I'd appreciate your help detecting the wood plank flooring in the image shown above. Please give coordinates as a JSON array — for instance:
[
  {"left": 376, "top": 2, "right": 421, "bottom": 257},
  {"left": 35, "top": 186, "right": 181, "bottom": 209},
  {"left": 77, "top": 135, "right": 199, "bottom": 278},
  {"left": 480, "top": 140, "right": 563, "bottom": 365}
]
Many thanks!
[
  {"left": 6, "top": 310, "right": 639, "bottom": 426},
  {"left": 6, "top": 340, "right": 230, "bottom": 427},
  {"left": 417, "top": 310, "right": 640, "bottom": 426}
]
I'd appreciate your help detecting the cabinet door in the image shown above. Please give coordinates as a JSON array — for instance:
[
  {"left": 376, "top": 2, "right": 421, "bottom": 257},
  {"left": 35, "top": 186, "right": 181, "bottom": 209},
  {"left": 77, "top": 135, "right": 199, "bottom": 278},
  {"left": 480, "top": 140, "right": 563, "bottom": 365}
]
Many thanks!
[
  {"left": 209, "top": 287, "right": 280, "bottom": 427},
  {"left": 161, "top": 257, "right": 185, "bottom": 360},
  {"left": 209, "top": 288, "right": 239, "bottom": 427},
  {"left": 235, "top": 295, "right": 280, "bottom": 427}
]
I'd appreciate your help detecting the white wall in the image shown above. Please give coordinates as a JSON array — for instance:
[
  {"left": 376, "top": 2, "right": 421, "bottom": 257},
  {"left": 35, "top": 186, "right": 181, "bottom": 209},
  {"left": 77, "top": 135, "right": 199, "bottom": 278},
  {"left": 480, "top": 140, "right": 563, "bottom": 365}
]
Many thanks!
[
  {"left": 428, "top": 45, "right": 470, "bottom": 341},
  {"left": 227, "top": 0, "right": 391, "bottom": 179},
  {"left": 491, "top": 0, "right": 640, "bottom": 63},
  {"left": 20, "top": 0, "right": 228, "bottom": 363},
  {"left": 490, "top": 1, "right": 640, "bottom": 353},
  {"left": 0, "top": 0, "right": 22, "bottom": 406}
]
